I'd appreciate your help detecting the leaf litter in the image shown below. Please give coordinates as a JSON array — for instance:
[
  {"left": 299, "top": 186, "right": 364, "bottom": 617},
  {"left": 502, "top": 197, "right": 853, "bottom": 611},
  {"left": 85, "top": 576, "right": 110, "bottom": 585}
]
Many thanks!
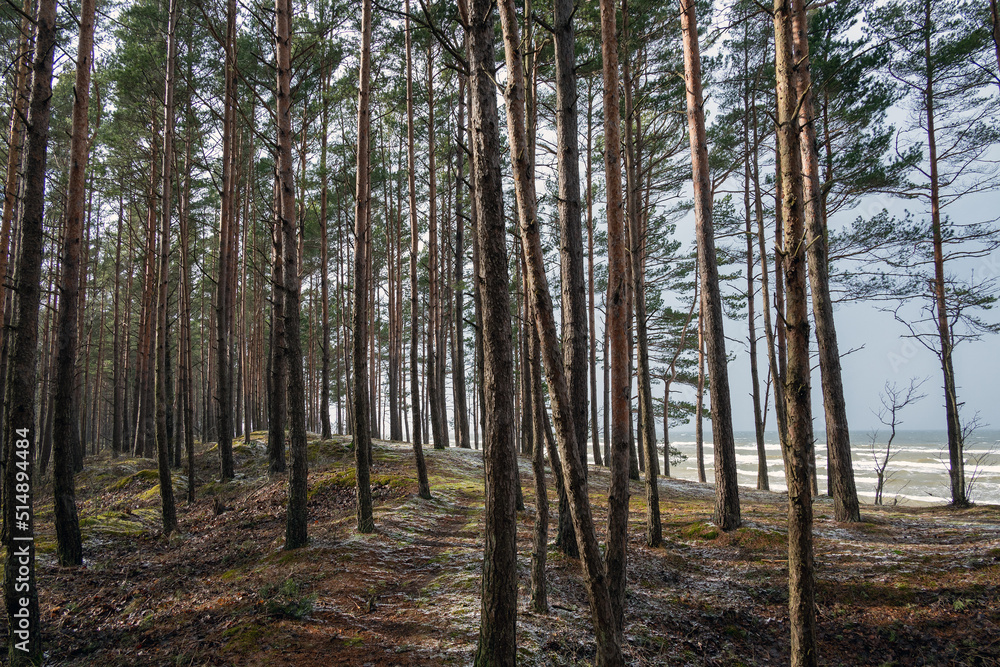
[{"left": 5, "top": 433, "right": 999, "bottom": 665}]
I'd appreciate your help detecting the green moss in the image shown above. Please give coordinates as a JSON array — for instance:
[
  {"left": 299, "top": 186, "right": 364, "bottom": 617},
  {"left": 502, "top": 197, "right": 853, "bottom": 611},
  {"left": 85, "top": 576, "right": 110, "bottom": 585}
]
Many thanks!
[
  {"left": 309, "top": 470, "right": 409, "bottom": 500},
  {"left": 79, "top": 510, "right": 147, "bottom": 536},
  {"left": 727, "top": 527, "right": 785, "bottom": 551},
  {"left": 222, "top": 623, "right": 266, "bottom": 654},
  {"left": 680, "top": 521, "right": 719, "bottom": 541},
  {"left": 107, "top": 468, "right": 159, "bottom": 492}
]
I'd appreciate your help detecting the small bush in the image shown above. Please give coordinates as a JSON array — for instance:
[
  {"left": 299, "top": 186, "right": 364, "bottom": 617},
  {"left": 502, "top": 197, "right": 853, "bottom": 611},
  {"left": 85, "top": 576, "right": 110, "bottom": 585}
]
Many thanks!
[{"left": 259, "top": 578, "right": 316, "bottom": 619}]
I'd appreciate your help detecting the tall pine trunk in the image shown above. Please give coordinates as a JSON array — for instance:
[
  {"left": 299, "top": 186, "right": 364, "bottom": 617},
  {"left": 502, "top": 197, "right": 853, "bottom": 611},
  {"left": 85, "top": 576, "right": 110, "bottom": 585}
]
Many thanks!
[
  {"left": 277, "top": 0, "right": 308, "bottom": 549},
  {"left": 920, "top": 0, "right": 966, "bottom": 508},
  {"left": 775, "top": 0, "right": 818, "bottom": 662},
  {"left": 599, "top": 0, "right": 633, "bottom": 643},
  {"left": 452, "top": 75, "right": 471, "bottom": 450},
  {"left": 405, "top": 0, "right": 431, "bottom": 498},
  {"left": 2, "top": 0, "right": 56, "bottom": 656},
  {"left": 467, "top": 0, "right": 519, "bottom": 660},
  {"left": 792, "top": 0, "right": 859, "bottom": 521},
  {"left": 51, "top": 0, "right": 95, "bottom": 565},
  {"left": 554, "top": 0, "right": 589, "bottom": 476},
  {"left": 351, "top": 0, "right": 375, "bottom": 534},
  {"left": 500, "top": 0, "right": 625, "bottom": 661},
  {"left": 154, "top": 0, "right": 180, "bottom": 535},
  {"left": 319, "top": 65, "right": 333, "bottom": 441},
  {"left": 215, "top": 0, "right": 237, "bottom": 481},
  {"left": 679, "top": 0, "right": 740, "bottom": 530}
]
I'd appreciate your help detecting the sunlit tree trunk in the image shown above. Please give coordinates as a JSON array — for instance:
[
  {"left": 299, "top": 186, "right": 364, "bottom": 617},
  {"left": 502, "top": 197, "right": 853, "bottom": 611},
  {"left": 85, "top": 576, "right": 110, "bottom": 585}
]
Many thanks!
[
  {"left": 466, "top": 0, "right": 519, "bottom": 660},
  {"left": 679, "top": 0, "right": 740, "bottom": 530},
  {"left": 584, "top": 78, "right": 602, "bottom": 467},
  {"left": 405, "top": 0, "right": 431, "bottom": 498},
  {"left": 775, "top": 0, "right": 818, "bottom": 662},
  {"left": 554, "top": 0, "right": 589, "bottom": 476},
  {"left": 426, "top": 45, "right": 447, "bottom": 451},
  {"left": 792, "top": 0, "right": 859, "bottom": 521},
  {"left": 596, "top": 0, "right": 632, "bottom": 644}
]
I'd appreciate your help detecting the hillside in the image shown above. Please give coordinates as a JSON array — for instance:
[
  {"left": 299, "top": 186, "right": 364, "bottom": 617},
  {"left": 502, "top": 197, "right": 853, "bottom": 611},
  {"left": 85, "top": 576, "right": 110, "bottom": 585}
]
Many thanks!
[{"left": 9, "top": 436, "right": 1000, "bottom": 666}]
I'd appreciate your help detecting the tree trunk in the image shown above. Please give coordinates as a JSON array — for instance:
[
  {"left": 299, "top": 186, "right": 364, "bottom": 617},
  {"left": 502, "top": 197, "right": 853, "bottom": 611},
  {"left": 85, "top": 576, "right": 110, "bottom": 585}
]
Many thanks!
[
  {"left": 2, "top": 0, "right": 56, "bottom": 656},
  {"left": 427, "top": 45, "right": 447, "bottom": 452},
  {"left": 452, "top": 74, "right": 471, "bottom": 450},
  {"left": 320, "top": 65, "right": 333, "bottom": 441},
  {"left": 584, "top": 79, "right": 602, "bottom": 468},
  {"left": 277, "top": 0, "right": 308, "bottom": 548},
  {"left": 268, "top": 177, "right": 287, "bottom": 474},
  {"left": 0, "top": 0, "right": 33, "bottom": 365},
  {"left": 792, "top": 0, "right": 859, "bottom": 521},
  {"left": 742, "top": 90, "right": 768, "bottom": 491},
  {"left": 597, "top": 0, "right": 633, "bottom": 645},
  {"left": 405, "top": 0, "right": 431, "bottom": 499},
  {"left": 215, "top": 0, "right": 237, "bottom": 481},
  {"left": 554, "top": 0, "right": 589, "bottom": 476},
  {"left": 500, "top": 0, "right": 626, "bottom": 661},
  {"left": 466, "top": 0, "right": 519, "bottom": 662},
  {"left": 352, "top": 0, "right": 375, "bottom": 534},
  {"left": 51, "top": 0, "right": 96, "bottom": 565},
  {"left": 178, "top": 116, "right": 196, "bottom": 503},
  {"left": 695, "top": 283, "right": 706, "bottom": 483},
  {"left": 112, "top": 195, "right": 124, "bottom": 458},
  {"left": 528, "top": 305, "right": 547, "bottom": 615},
  {"left": 920, "top": 0, "right": 966, "bottom": 508},
  {"left": 679, "top": 0, "right": 740, "bottom": 531},
  {"left": 775, "top": 0, "right": 818, "bottom": 662},
  {"left": 620, "top": 29, "right": 659, "bottom": 542},
  {"left": 154, "top": 0, "right": 180, "bottom": 535}
]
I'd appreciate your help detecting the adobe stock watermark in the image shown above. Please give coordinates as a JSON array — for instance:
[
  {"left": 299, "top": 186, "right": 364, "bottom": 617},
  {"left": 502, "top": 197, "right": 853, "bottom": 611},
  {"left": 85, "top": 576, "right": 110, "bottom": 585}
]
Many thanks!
[{"left": 10, "top": 425, "right": 35, "bottom": 654}]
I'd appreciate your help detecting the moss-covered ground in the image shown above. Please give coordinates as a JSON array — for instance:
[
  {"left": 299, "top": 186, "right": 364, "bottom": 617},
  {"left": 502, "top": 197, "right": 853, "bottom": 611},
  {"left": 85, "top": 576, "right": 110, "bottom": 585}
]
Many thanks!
[{"left": 3, "top": 433, "right": 999, "bottom": 665}]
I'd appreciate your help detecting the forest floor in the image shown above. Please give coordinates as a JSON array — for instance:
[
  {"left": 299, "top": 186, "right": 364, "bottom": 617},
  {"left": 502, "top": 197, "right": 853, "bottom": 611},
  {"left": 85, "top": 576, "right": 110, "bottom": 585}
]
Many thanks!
[{"left": 5, "top": 434, "right": 1000, "bottom": 666}]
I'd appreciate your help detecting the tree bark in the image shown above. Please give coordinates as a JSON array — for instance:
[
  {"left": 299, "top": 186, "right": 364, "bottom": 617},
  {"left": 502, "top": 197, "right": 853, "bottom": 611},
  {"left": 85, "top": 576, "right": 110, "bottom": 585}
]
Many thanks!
[
  {"left": 154, "top": 0, "right": 180, "bottom": 534},
  {"left": 426, "top": 45, "right": 447, "bottom": 452},
  {"left": 268, "top": 177, "right": 287, "bottom": 474},
  {"left": 2, "top": 0, "right": 56, "bottom": 656},
  {"left": 405, "top": 0, "right": 431, "bottom": 499},
  {"left": 792, "top": 0, "right": 859, "bottom": 521},
  {"left": 598, "top": 0, "right": 633, "bottom": 644},
  {"left": 178, "top": 117, "right": 196, "bottom": 503},
  {"left": 528, "top": 305, "right": 547, "bottom": 614},
  {"left": 352, "top": 0, "right": 375, "bottom": 534},
  {"left": 499, "top": 0, "right": 626, "bottom": 661},
  {"left": 919, "top": 0, "right": 966, "bottom": 508},
  {"left": 743, "top": 91, "right": 768, "bottom": 491},
  {"left": 554, "top": 0, "right": 589, "bottom": 477},
  {"left": 466, "top": 0, "right": 519, "bottom": 662},
  {"left": 775, "top": 0, "right": 818, "bottom": 662},
  {"left": 51, "top": 0, "right": 96, "bottom": 565},
  {"left": 319, "top": 67, "right": 332, "bottom": 441},
  {"left": 214, "top": 0, "right": 237, "bottom": 481},
  {"left": 584, "top": 78, "right": 602, "bottom": 468},
  {"left": 277, "top": 0, "right": 308, "bottom": 548},
  {"left": 452, "top": 75, "right": 471, "bottom": 450},
  {"left": 679, "top": 0, "right": 740, "bottom": 530}
]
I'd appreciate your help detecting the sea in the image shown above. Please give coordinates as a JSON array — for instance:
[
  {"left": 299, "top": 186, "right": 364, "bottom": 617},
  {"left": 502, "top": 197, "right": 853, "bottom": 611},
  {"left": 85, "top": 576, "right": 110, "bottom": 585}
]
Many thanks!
[{"left": 624, "top": 430, "right": 1000, "bottom": 506}]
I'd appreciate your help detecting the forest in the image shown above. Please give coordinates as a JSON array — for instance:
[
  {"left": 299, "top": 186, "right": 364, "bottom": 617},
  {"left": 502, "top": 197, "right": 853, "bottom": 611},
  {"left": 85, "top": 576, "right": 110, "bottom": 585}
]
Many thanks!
[{"left": 1, "top": 0, "right": 999, "bottom": 663}]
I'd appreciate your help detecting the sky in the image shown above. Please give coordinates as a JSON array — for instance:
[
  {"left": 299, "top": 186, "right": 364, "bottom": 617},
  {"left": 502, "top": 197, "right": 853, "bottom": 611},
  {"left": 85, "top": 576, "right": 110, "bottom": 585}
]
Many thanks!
[{"left": 670, "top": 187, "right": 1000, "bottom": 435}]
